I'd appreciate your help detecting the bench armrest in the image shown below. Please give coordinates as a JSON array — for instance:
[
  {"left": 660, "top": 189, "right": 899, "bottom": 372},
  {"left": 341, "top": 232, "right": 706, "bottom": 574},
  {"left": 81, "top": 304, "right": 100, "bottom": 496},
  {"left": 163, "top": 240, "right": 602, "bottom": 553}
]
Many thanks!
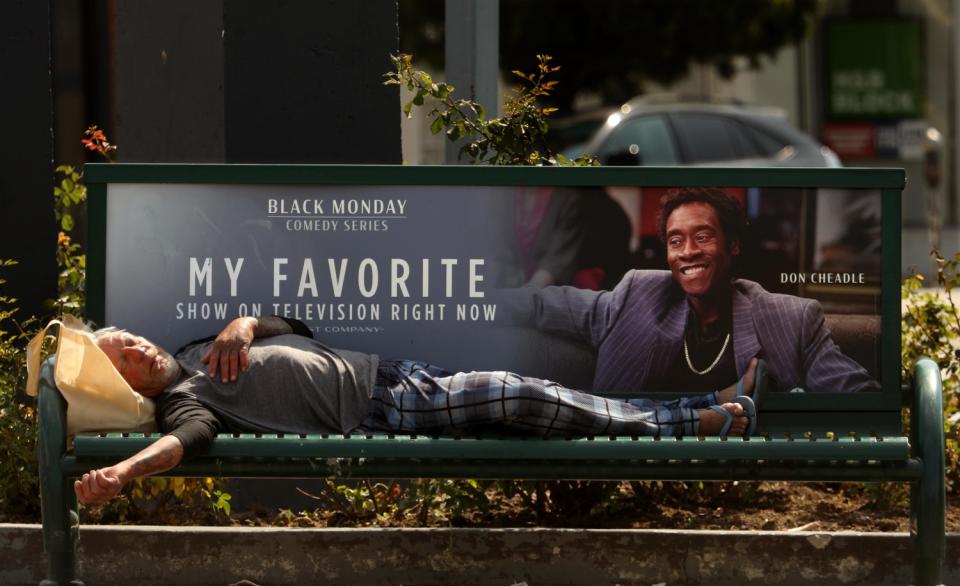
[
  {"left": 911, "top": 358, "right": 944, "bottom": 457},
  {"left": 910, "top": 358, "right": 945, "bottom": 566},
  {"left": 37, "top": 357, "right": 69, "bottom": 454}
]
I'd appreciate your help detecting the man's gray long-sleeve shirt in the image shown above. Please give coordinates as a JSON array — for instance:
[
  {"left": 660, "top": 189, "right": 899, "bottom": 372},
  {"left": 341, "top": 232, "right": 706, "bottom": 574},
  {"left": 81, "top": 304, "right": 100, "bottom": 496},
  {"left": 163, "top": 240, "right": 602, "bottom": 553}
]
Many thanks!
[{"left": 158, "top": 334, "right": 378, "bottom": 459}]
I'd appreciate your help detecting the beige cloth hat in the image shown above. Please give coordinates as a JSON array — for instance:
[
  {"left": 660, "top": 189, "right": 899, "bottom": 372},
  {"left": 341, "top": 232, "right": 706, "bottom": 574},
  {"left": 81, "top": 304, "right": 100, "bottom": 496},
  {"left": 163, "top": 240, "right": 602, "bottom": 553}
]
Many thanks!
[{"left": 26, "top": 315, "right": 157, "bottom": 435}]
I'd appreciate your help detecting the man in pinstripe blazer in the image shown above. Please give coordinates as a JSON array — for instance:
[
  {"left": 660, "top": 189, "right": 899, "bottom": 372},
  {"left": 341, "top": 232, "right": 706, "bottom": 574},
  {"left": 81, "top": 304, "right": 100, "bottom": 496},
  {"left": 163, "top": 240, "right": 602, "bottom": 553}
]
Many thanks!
[{"left": 505, "top": 188, "right": 879, "bottom": 394}]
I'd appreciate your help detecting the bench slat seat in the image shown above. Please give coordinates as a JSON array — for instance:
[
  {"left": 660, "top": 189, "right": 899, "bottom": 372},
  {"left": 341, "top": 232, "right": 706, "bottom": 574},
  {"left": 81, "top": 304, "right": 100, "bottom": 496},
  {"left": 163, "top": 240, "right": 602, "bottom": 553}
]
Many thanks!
[
  {"left": 59, "top": 458, "right": 924, "bottom": 484},
  {"left": 62, "top": 436, "right": 924, "bottom": 484},
  {"left": 71, "top": 432, "right": 913, "bottom": 462}
]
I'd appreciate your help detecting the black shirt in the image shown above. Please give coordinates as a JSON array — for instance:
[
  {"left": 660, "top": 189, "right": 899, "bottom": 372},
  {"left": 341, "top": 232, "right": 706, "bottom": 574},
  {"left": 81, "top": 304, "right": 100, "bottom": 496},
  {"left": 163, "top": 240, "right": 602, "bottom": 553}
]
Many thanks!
[{"left": 668, "top": 306, "right": 738, "bottom": 393}]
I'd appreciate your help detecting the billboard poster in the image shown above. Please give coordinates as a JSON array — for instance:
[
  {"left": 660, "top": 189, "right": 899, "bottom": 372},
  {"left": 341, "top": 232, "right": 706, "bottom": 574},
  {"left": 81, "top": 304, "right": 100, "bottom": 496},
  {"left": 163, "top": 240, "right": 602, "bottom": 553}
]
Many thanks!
[
  {"left": 105, "top": 183, "right": 882, "bottom": 394},
  {"left": 825, "top": 19, "right": 922, "bottom": 120}
]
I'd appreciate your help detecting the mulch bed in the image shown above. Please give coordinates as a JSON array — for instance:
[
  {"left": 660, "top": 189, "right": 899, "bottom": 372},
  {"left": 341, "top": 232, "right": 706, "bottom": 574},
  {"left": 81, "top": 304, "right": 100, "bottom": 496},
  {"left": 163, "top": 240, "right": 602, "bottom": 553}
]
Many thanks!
[{"left": 228, "top": 481, "right": 960, "bottom": 533}]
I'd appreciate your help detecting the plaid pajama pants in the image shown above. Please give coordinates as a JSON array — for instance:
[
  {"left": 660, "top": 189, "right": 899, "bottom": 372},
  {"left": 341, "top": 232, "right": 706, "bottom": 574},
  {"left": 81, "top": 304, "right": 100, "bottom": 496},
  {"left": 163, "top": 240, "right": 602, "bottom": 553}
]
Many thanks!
[{"left": 360, "top": 359, "right": 721, "bottom": 438}]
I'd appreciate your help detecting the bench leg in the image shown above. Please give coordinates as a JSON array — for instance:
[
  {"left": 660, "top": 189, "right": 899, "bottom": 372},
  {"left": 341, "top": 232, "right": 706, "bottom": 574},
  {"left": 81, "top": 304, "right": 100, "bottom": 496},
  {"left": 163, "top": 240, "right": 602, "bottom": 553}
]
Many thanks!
[
  {"left": 911, "top": 480, "right": 944, "bottom": 586},
  {"left": 38, "top": 375, "right": 84, "bottom": 586},
  {"left": 911, "top": 359, "right": 945, "bottom": 586},
  {"left": 39, "top": 475, "right": 82, "bottom": 586}
]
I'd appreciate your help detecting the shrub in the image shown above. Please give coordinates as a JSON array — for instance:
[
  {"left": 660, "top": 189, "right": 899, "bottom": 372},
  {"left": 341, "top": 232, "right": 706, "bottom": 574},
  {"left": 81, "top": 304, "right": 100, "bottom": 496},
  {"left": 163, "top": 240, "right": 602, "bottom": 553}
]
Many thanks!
[
  {"left": 0, "top": 127, "right": 232, "bottom": 523},
  {"left": 902, "top": 253, "right": 960, "bottom": 493},
  {"left": 0, "top": 260, "right": 40, "bottom": 519},
  {"left": 385, "top": 53, "right": 597, "bottom": 167}
]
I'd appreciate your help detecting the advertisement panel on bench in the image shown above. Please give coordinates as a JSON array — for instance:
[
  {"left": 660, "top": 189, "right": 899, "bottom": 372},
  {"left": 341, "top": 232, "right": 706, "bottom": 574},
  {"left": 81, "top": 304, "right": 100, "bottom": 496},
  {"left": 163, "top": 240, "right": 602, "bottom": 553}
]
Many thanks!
[{"left": 105, "top": 183, "right": 881, "bottom": 394}]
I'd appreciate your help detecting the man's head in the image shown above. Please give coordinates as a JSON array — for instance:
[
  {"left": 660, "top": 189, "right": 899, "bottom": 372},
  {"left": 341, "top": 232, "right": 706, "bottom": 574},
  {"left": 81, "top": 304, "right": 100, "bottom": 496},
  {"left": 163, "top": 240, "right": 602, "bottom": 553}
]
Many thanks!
[
  {"left": 657, "top": 188, "right": 745, "bottom": 299},
  {"left": 94, "top": 328, "right": 180, "bottom": 398}
]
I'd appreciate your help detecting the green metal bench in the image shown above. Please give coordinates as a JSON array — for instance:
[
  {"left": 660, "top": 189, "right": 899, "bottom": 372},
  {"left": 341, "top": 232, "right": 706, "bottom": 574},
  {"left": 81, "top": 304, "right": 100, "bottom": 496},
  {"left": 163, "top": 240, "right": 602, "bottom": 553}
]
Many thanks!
[{"left": 37, "top": 165, "right": 945, "bottom": 585}]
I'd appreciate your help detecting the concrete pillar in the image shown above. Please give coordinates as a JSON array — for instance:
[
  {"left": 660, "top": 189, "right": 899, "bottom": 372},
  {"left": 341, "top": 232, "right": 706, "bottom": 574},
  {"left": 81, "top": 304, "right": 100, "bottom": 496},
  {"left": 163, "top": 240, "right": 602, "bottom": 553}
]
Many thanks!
[
  {"left": 110, "top": 1, "right": 400, "bottom": 164},
  {"left": 0, "top": 0, "right": 57, "bottom": 322},
  {"left": 112, "top": 1, "right": 226, "bottom": 162},
  {"left": 224, "top": 1, "right": 400, "bottom": 163},
  {"left": 444, "top": 0, "right": 499, "bottom": 163},
  {"left": 952, "top": 0, "right": 960, "bottom": 225}
]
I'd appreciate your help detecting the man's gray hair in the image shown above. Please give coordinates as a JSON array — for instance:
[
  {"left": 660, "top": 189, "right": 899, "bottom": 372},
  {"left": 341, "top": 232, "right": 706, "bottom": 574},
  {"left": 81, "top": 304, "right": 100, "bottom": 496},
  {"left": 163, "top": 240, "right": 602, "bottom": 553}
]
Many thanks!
[{"left": 92, "top": 326, "right": 127, "bottom": 341}]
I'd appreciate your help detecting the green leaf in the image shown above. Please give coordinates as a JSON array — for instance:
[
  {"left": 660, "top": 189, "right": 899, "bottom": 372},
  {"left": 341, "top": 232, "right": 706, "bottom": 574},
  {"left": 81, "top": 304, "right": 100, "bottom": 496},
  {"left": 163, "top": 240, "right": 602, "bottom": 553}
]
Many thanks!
[
  {"left": 61, "top": 215, "right": 74, "bottom": 231},
  {"left": 429, "top": 116, "right": 445, "bottom": 135}
]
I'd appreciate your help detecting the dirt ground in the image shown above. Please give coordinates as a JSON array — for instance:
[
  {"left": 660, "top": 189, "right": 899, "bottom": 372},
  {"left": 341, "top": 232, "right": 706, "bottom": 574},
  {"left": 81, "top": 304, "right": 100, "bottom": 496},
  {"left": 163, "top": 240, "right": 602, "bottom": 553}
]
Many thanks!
[
  {"left": 229, "top": 481, "right": 960, "bottom": 533},
  {"left": 15, "top": 479, "right": 953, "bottom": 532}
]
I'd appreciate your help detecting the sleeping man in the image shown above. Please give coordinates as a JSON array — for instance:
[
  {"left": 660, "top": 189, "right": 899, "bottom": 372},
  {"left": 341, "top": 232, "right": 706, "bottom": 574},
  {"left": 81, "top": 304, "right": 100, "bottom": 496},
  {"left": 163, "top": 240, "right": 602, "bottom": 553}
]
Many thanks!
[{"left": 74, "top": 315, "right": 761, "bottom": 504}]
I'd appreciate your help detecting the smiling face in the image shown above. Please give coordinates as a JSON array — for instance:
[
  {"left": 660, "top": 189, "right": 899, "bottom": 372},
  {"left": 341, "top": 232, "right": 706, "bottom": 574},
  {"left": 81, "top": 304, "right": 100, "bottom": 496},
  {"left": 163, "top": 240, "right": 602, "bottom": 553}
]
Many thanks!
[
  {"left": 665, "top": 201, "right": 739, "bottom": 299},
  {"left": 96, "top": 331, "right": 180, "bottom": 398}
]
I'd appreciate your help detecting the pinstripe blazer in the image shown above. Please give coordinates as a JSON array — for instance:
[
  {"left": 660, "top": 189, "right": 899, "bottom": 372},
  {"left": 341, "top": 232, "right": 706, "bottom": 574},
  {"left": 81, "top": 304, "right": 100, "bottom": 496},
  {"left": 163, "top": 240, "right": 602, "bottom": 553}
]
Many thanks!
[{"left": 507, "top": 270, "right": 880, "bottom": 393}]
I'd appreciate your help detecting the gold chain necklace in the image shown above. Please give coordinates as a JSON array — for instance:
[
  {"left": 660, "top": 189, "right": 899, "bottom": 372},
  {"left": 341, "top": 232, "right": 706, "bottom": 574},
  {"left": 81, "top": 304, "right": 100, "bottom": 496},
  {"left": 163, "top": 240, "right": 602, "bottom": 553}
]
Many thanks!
[{"left": 683, "top": 333, "right": 730, "bottom": 375}]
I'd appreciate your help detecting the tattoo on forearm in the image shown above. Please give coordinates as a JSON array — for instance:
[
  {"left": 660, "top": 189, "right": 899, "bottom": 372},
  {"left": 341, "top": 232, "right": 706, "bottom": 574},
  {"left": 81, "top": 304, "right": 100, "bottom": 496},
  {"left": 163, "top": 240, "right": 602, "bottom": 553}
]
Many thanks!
[{"left": 127, "top": 442, "right": 182, "bottom": 477}]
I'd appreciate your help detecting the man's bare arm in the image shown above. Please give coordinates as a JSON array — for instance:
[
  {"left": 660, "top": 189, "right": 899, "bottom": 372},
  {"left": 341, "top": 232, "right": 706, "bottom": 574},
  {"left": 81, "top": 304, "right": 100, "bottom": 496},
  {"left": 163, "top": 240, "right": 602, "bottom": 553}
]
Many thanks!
[
  {"left": 74, "top": 435, "right": 184, "bottom": 504},
  {"left": 201, "top": 316, "right": 294, "bottom": 382}
]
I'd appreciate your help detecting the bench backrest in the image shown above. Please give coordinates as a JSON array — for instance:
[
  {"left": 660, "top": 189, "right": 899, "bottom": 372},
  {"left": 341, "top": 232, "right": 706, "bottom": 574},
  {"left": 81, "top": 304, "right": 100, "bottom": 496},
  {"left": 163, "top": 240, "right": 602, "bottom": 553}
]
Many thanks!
[{"left": 85, "top": 165, "right": 905, "bottom": 436}]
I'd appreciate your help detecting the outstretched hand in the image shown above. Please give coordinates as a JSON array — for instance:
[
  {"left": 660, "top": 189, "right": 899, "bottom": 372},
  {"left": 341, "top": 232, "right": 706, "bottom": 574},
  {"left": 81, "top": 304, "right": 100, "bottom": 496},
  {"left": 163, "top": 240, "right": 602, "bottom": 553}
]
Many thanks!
[
  {"left": 74, "top": 435, "right": 185, "bottom": 505},
  {"left": 201, "top": 317, "right": 258, "bottom": 382},
  {"left": 75, "top": 467, "right": 124, "bottom": 504}
]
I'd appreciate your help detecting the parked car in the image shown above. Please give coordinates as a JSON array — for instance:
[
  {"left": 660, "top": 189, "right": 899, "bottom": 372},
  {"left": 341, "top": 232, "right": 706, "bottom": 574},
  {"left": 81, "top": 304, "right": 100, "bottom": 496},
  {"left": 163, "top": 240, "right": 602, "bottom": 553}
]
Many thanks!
[{"left": 564, "top": 94, "right": 841, "bottom": 167}]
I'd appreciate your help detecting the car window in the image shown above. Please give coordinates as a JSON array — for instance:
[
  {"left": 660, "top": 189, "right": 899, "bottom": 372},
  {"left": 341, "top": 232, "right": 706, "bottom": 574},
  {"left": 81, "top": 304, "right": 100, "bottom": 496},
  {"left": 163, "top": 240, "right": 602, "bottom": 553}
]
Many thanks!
[
  {"left": 670, "top": 113, "right": 748, "bottom": 163},
  {"left": 738, "top": 121, "right": 789, "bottom": 157},
  {"left": 726, "top": 120, "right": 763, "bottom": 158},
  {"left": 598, "top": 115, "right": 678, "bottom": 165}
]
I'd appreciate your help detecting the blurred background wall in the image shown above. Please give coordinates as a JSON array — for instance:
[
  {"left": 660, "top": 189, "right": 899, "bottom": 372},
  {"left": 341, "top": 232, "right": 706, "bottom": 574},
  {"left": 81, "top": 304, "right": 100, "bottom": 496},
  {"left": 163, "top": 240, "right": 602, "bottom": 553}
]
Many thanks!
[
  {"left": 7, "top": 0, "right": 956, "bottom": 325},
  {"left": 400, "top": 0, "right": 952, "bottom": 280}
]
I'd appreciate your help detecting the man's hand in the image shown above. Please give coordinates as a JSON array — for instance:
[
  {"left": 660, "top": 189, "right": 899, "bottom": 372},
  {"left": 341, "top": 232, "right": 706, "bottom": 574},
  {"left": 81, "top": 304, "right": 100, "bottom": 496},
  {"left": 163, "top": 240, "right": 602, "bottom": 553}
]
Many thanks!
[
  {"left": 74, "top": 435, "right": 185, "bottom": 505},
  {"left": 74, "top": 467, "right": 125, "bottom": 504},
  {"left": 201, "top": 316, "right": 294, "bottom": 382},
  {"left": 201, "top": 317, "right": 257, "bottom": 382}
]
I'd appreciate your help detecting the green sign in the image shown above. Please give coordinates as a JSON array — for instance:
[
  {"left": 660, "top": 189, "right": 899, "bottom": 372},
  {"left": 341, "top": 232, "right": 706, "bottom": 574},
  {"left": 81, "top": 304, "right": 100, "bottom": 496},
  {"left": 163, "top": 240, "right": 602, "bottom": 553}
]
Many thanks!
[{"left": 826, "top": 19, "right": 922, "bottom": 119}]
